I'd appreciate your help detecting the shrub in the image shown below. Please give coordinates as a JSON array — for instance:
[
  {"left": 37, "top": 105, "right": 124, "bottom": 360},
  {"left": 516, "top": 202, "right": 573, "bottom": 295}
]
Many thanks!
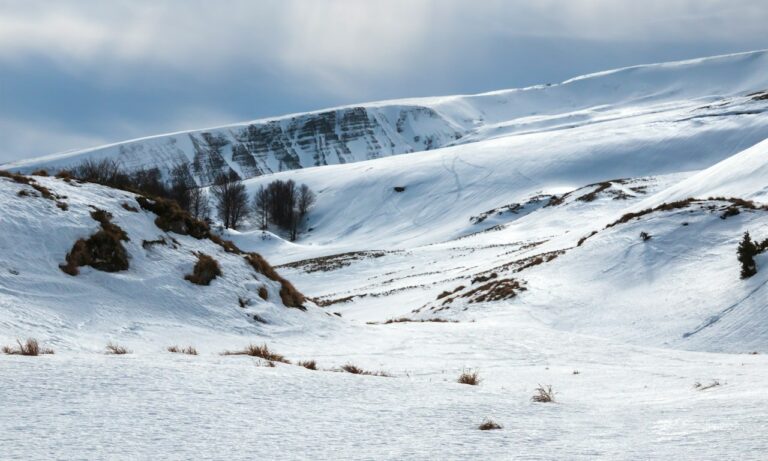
[
  {"left": 531, "top": 384, "right": 556, "bottom": 403},
  {"left": 2, "top": 338, "right": 54, "bottom": 356},
  {"left": 136, "top": 196, "right": 209, "bottom": 239},
  {"left": 458, "top": 369, "right": 481, "bottom": 385},
  {"left": 640, "top": 231, "right": 652, "bottom": 241},
  {"left": 167, "top": 345, "right": 198, "bottom": 355},
  {"left": 221, "top": 343, "right": 289, "bottom": 363},
  {"left": 258, "top": 286, "right": 269, "bottom": 300},
  {"left": 185, "top": 253, "right": 221, "bottom": 285},
  {"left": 478, "top": 419, "right": 502, "bottom": 430},
  {"left": 298, "top": 360, "right": 317, "bottom": 370},
  {"left": 60, "top": 210, "right": 130, "bottom": 275},
  {"left": 105, "top": 342, "right": 130, "bottom": 355}
]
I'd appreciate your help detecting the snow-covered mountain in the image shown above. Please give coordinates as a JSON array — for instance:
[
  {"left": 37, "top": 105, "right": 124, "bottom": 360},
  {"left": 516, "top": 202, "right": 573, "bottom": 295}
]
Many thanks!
[
  {"left": 4, "top": 51, "right": 768, "bottom": 460},
  {"left": 6, "top": 50, "right": 768, "bottom": 186}
]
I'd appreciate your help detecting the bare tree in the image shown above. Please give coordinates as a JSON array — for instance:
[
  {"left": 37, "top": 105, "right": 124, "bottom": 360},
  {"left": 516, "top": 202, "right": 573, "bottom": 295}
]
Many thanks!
[
  {"left": 169, "top": 164, "right": 193, "bottom": 211},
  {"left": 211, "top": 171, "right": 249, "bottom": 229},
  {"left": 188, "top": 187, "right": 210, "bottom": 221},
  {"left": 253, "top": 185, "right": 269, "bottom": 230},
  {"left": 297, "top": 183, "right": 316, "bottom": 221}
]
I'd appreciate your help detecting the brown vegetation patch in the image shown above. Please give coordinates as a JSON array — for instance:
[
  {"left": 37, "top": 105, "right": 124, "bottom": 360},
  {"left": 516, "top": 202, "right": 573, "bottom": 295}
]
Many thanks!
[
  {"left": 185, "top": 253, "right": 221, "bottom": 286},
  {"left": 221, "top": 343, "right": 290, "bottom": 363},
  {"left": 2, "top": 338, "right": 54, "bottom": 356},
  {"left": 121, "top": 202, "right": 139, "bottom": 212},
  {"left": 478, "top": 419, "right": 502, "bottom": 430},
  {"left": 340, "top": 363, "right": 391, "bottom": 377},
  {"left": 298, "top": 360, "right": 317, "bottom": 370},
  {"left": 531, "top": 384, "right": 556, "bottom": 403},
  {"left": 60, "top": 209, "right": 130, "bottom": 275},
  {"left": 167, "top": 345, "right": 198, "bottom": 355},
  {"left": 136, "top": 196, "right": 209, "bottom": 239},
  {"left": 0, "top": 170, "right": 60, "bottom": 201},
  {"left": 105, "top": 342, "right": 131, "bottom": 355},
  {"left": 278, "top": 250, "right": 388, "bottom": 273},
  {"left": 458, "top": 369, "right": 481, "bottom": 385},
  {"left": 244, "top": 253, "right": 305, "bottom": 309},
  {"left": 460, "top": 278, "right": 526, "bottom": 303}
]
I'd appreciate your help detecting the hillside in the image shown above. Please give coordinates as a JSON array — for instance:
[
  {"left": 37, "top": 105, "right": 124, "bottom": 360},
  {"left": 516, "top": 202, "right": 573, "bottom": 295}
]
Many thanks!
[
  {"left": 5, "top": 50, "right": 768, "bottom": 186},
  {"left": 0, "top": 171, "right": 326, "bottom": 351},
  {"left": 4, "top": 51, "right": 768, "bottom": 460}
]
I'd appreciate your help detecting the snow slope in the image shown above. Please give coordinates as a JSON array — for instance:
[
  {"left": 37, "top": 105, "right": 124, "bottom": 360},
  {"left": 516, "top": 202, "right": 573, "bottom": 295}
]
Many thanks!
[
  {"left": 0, "top": 173, "right": 329, "bottom": 351},
  {"left": 4, "top": 51, "right": 768, "bottom": 460},
  {"left": 5, "top": 49, "right": 768, "bottom": 186}
]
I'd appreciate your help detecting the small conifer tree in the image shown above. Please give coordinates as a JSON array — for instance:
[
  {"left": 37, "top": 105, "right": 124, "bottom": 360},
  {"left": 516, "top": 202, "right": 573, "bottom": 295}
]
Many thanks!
[{"left": 738, "top": 232, "right": 758, "bottom": 279}]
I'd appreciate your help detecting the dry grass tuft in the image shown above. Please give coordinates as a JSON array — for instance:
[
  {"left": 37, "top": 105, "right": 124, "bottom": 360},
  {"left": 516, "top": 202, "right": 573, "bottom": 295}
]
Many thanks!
[
  {"left": 340, "top": 363, "right": 391, "bottom": 377},
  {"left": 478, "top": 419, "right": 502, "bottom": 430},
  {"left": 298, "top": 360, "right": 317, "bottom": 370},
  {"left": 458, "top": 369, "right": 481, "bottom": 385},
  {"left": 531, "top": 384, "right": 556, "bottom": 403},
  {"left": 2, "top": 338, "right": 54, "bottom": 356},
  {"left": 167, "top": 345, "right": 198, "bottom": 355},
  {"left": 221, "top": 343, "right": 290, "bottom": 363},
  {"left": 105, "top": 342, "right": 131, "bottom": 355},
  {"left": 185, "top": 253, "right": 222, "bottom": 285}
]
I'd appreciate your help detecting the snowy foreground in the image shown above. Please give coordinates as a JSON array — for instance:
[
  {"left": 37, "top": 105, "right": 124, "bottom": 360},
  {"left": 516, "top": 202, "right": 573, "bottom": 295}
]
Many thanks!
[{"left": 4, "top": 51, "right": 768, "bottom": 460}]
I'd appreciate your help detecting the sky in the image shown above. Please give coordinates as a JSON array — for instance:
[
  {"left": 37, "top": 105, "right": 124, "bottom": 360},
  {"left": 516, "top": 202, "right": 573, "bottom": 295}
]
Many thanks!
[{"left": 1, "top": 0, "right": 767, "bottom": 163}]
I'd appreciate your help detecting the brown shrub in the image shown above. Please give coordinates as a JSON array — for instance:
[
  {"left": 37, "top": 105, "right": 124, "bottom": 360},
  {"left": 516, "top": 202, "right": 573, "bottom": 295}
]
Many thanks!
[
  {"left": 458, "top": 369, "right": 481, "bottom": 385},
  {"left": 60, "top": 210, "right": 130, "bottom": 276},
  {"left": 221, "top": 343, "right": 290, "bottom": 363},
  {"left": 258, "top": 286, "right": 269, "bottom": 300},
  {"left": 105, "top": 342, "right": 130, "bottom": 355},
  {"left": 56, "top": 201, "right": 68, "bottom": 211},
  {"left": 478, "top": 419, "right": 502, "bottom": 431},
  {"left": 2, "top": 338, "right": 54, "bottom": 356},
  {"left": 31, "top": 169, "right": 48, "bottom": 176},
  {"left": 167, "top": 345, "right": 198, "bottom": 355},
  {"left": 531, "top": 384, "right": 556, "bottom": 403},
  {"left": 185, "top": 253, "right": 221, "bottom": 285},
  {"left": 244, "top": 253, "right": 306, "bottom": 309},
  {"left": 136, "top": 196, "right": 209, "bottom": 239},
  {"left": 298, "top": 360, "right": 317, "bottom": 370}
]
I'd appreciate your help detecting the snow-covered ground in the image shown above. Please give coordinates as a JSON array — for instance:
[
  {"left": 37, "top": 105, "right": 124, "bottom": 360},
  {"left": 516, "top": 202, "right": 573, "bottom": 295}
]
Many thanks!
[{"left": 3, "top": 51, "right": 768, "bottom": 459}]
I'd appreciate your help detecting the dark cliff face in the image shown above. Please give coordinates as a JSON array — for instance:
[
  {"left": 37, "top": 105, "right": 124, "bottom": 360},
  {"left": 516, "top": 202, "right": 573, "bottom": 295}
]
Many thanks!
[
  {"left": 21, "top": 104, "right": 466, "bottom": 186},
  {"left": 177, "top": 105, "right": 462, "bottom": 185}
]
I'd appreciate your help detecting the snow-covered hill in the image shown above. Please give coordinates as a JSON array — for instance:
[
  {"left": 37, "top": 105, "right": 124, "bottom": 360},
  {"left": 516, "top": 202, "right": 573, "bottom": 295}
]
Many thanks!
[
  {"left": 0, "top": 172, "right": 327, "bottom": 351},
  {"left": 4, "top": 51, "right": 768, "bottom": 460},
  {"left": 5, "top": 50, "right": 768, "bottom": 186}
]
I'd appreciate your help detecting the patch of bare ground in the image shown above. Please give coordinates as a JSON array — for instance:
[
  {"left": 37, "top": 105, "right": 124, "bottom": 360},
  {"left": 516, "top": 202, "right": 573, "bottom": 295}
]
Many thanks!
[{"left": 277, "top": 250, "right": 389, "bottom": 273}]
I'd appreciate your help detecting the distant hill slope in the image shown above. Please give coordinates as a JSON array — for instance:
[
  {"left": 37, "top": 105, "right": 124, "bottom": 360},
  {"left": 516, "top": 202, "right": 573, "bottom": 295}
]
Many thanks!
[{"left": 4, "top": 50, "right": 768, "bottom": 185}]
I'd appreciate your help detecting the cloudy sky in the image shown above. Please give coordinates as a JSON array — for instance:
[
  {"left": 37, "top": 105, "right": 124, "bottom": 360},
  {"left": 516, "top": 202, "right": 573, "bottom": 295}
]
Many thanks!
[{"left": 1, "top": 0, "right": 767, "bottom": 163}]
